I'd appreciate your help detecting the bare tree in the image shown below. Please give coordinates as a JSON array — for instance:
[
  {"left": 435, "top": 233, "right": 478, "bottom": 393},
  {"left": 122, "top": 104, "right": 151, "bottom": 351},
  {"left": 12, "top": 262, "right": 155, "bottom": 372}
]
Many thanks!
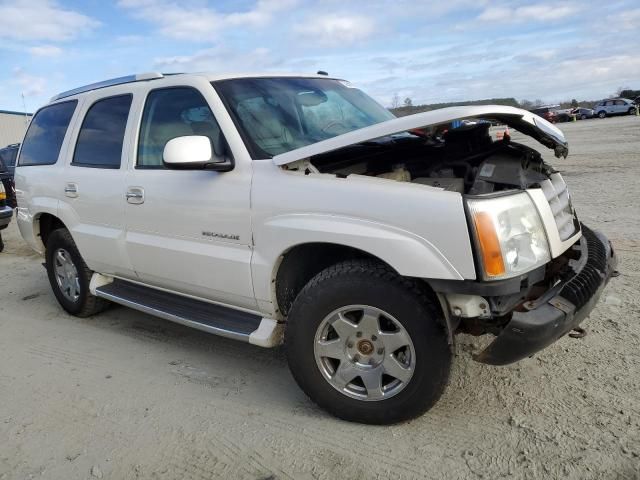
[
  {"left": 403, "top": 97, "right": 413, "bottom": 107},
  {"left": 519, "top": 99, "right": 534, "bottom": 109},
  {"left": 391, "top": 93, "right": 401, "bottom": 109},
  {"left": 616, "top": 86, "right": 630, "bottom": 97}
]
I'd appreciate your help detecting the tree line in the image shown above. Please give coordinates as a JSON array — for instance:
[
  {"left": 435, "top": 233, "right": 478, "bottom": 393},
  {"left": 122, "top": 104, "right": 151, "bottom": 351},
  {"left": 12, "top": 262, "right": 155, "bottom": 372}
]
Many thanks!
[{"left": 390, "top": 87, "right": 639, "bottom": 117}]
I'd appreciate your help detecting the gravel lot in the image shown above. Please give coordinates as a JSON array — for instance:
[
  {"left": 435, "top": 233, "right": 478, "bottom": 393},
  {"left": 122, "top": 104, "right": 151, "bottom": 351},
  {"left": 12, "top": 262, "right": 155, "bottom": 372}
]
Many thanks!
[{"left": 1, "top": 115, "right": 639, "bottom": 480}]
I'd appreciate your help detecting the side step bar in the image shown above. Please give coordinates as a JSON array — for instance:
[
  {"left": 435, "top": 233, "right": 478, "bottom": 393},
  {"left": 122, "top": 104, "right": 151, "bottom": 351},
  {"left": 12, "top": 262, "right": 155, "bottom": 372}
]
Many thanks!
[{"left": 92, "top": 276, "right": 282, "bottom": 347}]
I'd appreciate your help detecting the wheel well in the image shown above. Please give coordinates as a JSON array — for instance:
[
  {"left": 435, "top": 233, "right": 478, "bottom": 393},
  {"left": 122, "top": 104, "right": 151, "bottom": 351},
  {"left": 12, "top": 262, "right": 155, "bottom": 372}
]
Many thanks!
[
  {"left": 274, "top": 243, "right": 391, "bottom": 317},
  {"left": 38, "top": 213, "right": 66, "bottom": 248}
]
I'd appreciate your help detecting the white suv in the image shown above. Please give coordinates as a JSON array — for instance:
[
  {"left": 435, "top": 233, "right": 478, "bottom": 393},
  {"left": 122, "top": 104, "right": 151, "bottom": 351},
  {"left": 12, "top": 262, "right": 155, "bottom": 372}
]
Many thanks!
[
  {"left": 15, "top": 72, "right": 616, "bottom": 424},
  {"left": 593, "top": 98, "right": 637, "bottom": 118}
]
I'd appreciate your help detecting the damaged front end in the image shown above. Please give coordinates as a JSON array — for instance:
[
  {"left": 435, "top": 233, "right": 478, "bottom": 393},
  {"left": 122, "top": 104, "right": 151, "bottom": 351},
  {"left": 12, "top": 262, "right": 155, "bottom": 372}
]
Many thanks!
[
  {"left": 433, "top": 224, "right": 617, "bottom": 364},
  {"left": 273, "top": 105, "right": 615, "bottom": 364}
]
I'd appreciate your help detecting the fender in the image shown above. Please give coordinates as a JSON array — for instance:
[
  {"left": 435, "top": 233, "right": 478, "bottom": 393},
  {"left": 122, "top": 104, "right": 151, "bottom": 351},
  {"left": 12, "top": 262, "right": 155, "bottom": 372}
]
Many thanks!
[
  {"left": 16, "top": 197, "right": 60, "bottom": 254},
  {"left": 251, "top": 213, "right": 466, "bottom": 308}
]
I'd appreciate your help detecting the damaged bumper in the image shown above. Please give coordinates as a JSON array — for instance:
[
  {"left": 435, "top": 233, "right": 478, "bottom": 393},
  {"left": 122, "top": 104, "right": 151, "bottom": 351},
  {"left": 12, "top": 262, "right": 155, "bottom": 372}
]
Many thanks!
[{"left": 475, "top": 225, "right": 617, "bottom": 365}]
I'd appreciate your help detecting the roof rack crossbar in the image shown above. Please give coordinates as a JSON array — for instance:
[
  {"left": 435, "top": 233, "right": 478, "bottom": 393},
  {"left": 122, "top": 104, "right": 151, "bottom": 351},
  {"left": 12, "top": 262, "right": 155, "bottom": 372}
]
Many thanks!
[{"left": 50, "top": 72, "right": 164, "bottom": 102}]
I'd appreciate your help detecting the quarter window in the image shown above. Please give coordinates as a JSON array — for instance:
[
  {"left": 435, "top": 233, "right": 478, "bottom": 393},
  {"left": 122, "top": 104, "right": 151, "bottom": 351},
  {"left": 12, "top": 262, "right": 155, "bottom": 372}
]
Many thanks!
[
  {"left": 73, "top": 95, "right": 132, "bottom": 168},
  {"left": 137, "top": 87, "right": 224, "bottom": 168},
  {"left": 18, "top": 100, "right": 77, "bottom": 166}
]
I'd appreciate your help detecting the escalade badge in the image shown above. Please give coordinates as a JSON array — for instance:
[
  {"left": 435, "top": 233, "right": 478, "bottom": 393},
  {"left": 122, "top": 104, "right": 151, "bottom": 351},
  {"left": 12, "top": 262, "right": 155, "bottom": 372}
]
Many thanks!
[{"left": 202, "top": 231, "right": 240, "bottom": 241}]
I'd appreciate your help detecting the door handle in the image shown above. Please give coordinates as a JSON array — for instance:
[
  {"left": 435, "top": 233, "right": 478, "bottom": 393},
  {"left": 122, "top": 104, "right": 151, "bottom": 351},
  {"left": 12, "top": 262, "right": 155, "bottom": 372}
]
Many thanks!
[
  {"left": 126, "top": 187, "right": 144, "bottom": 204},
  {"left": 64, "top": 183, "right": 78, "bottom": 198}
]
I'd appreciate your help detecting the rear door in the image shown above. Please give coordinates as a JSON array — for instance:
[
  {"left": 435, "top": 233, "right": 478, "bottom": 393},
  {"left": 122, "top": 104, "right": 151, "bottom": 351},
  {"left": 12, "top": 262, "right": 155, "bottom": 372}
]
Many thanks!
[
  {"left": 123, "top": 82, "right": 256, "bottom": 309},
  {"left": 605, "top": 101, "right": 616, "bottom": 114},
  {"left": 60, "top": 91, "right": 135, "bottom": 277}
]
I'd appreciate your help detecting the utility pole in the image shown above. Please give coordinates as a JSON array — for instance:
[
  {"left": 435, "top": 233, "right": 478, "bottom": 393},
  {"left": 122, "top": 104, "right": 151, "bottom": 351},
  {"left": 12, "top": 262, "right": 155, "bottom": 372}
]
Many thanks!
[{"left": 21, "top": 93, "right": 30, "bottom": 126}]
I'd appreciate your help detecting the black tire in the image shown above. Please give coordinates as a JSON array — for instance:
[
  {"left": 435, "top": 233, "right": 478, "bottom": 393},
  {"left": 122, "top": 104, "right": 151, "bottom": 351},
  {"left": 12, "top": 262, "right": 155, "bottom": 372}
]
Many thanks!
[
  {"left": 0, "top": 232, "right": 4, "bottom": 253},
  {"left": 285, "top": 259, "right": 451, "bottom": 424},
  {"left": 598, "top": 111, "right": 606, "bottom": 118},
  {"left": 581, "top": 114, "right": 587, "bottom": 120},
  {"left": 45, "top": 228, "right": 109, "bottom": 317}
]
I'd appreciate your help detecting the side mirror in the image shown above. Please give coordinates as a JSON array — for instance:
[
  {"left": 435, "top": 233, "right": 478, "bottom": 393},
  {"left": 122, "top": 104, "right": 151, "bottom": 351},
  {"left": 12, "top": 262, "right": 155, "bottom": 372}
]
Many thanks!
[{"left": 163, "top": 135, "right": 233, "bottom": 171}]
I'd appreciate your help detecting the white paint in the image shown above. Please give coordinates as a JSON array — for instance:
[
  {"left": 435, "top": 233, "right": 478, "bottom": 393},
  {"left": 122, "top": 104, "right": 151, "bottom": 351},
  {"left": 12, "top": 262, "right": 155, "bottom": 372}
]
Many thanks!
[{"left": 249, "top": 318, "right": 284, "bottom": 347}]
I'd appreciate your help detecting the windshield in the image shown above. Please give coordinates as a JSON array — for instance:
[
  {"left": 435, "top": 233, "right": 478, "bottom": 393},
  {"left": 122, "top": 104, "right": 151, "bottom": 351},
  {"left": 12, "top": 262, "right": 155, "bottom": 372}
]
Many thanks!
[{"left": 213, "top": 77, "right": 395, "bottom": 159}]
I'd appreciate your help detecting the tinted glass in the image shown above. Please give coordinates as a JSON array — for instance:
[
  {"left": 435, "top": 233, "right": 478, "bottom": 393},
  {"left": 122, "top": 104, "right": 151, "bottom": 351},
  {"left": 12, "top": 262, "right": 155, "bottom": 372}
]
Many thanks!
[
  {"left": 5, "top": 148, "right": 17, "bottom": 168},
  {"left": 18, "top": 101, "right": 77, "bottom": 166},
  {"left": 138, "top": 87, "right": 223, "bottom": 168},
  {"left": 0, "top": 148, "right": 17, "bottom": 169},
  {"left": 214, "top": 77, "right": 395, "bottom": 158},
  {"left": 73, "top": 95, "right": 132, "bottom": 168}
]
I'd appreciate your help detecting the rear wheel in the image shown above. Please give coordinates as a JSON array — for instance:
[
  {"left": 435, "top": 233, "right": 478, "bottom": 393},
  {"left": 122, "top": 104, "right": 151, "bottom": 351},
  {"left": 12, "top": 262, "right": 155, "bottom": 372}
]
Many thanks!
[
  {"left": 581, "top": 114, "right": 587, "bottom": 120},
  {"left": 45, "top": 228, "right": 109, "bottom": 317},
  {"left": 629, "top": 107, "right": 637, "bottom": 115},
  {"left": 598, "top": 111, "right": 606, "bottom": 118},
  {"left": 285, "top": 260, "right": 451, "bottom": 424}
]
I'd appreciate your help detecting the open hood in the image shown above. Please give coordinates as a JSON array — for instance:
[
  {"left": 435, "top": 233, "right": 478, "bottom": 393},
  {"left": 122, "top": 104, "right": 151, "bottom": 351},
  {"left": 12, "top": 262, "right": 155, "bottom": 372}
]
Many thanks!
[{"left": 272, "top": 105, "right": 568, "bottom": 166}]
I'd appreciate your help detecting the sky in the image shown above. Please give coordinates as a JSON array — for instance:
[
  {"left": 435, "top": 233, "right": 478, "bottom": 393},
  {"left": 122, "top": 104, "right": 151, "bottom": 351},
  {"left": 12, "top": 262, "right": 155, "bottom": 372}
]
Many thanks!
[{"left": 0, "top": 0, "right": 639, "bottom": 113}]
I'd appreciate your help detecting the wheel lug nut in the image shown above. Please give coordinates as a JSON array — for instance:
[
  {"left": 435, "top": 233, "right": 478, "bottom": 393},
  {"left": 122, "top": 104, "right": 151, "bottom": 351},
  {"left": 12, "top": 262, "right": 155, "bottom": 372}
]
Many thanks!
[
  {"left": 356, "top": 332, "right": 362, "bottom": 338},
  {"left": 371, "top": 335, "right": 377, "bottom": 341},
  {"left": 377, "top": 348, "right": 384, "bottom": 355},
  {"left": 347, "top": 342, "right": 354, "bottom": 348}
]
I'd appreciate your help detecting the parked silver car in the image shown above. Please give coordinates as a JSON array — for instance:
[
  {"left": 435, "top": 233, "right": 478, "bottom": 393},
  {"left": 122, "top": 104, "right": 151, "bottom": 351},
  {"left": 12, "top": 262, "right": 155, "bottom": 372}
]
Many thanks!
[{"left": 593, "top": 98, "right": 637, "bottom": 118}]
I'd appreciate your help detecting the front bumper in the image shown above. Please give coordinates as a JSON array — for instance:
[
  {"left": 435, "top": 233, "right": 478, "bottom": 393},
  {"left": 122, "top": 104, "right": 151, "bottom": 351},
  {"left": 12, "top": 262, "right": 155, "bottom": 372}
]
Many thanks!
[
  {"left": 0, "top": 205, "right": 12, "bottom": 229},
  {"left": 475, "top": 225, "right": 617, "bottom": 365}
]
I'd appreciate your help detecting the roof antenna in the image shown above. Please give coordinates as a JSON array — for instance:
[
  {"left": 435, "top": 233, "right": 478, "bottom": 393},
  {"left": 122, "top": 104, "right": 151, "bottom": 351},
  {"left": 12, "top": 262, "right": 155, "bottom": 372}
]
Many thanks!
[{"left": 317, "top": 70, "right": 328, "bottom": 76}]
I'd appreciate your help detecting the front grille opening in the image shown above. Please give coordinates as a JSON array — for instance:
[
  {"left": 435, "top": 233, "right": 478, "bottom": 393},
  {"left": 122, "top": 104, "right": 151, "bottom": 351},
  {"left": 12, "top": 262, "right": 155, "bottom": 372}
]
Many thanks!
[{"left": 540, "top": 172, "right": 577, "bottom": 241}]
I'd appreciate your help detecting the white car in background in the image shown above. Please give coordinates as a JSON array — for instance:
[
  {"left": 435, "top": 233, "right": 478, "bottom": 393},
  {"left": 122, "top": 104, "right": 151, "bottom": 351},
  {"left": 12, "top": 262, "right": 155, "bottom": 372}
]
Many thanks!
[{"left": 593, "top": 98, "right": 637, "bottom": 118}]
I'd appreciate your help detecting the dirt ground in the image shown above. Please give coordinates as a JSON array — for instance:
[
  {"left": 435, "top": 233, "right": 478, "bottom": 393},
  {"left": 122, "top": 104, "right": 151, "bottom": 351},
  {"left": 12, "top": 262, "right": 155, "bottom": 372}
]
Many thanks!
[{"left": 1, "top": 116, "right": 639, "bottom": 480}]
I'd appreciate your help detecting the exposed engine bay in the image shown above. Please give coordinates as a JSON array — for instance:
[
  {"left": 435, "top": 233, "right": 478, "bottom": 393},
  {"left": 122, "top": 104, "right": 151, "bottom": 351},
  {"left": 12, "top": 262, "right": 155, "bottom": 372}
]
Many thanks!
[{"left": 284, "top": 123, "right": 557, "bottom": 195}]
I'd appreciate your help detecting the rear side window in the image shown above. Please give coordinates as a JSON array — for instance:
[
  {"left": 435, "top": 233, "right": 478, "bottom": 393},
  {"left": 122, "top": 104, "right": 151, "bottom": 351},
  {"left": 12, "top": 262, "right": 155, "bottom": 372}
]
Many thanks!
[
  {"left": 18, "top": 100, "right": 77, "bottom": 166},
  {"left": 5, "top": 148, "right": 17, "bottom": 168},
  {"left": 73, "top": 95, "right": 132, "bottom": 169},
  {"left": 137, "top": 87, "right": 223, "bottom": 168}
]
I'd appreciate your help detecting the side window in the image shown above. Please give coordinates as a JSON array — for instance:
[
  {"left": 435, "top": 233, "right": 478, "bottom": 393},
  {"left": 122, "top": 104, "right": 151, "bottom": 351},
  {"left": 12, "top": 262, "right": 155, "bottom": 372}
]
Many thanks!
[
  {"left": 6, "top": 148, "right": 18, "bottom": 168},
  {"left": 18, "top": 100, "right": 77, "bottom": 166},
  {"left": 138, "top": 87, "right": 223, "bottom": 168},
  {"left": 614, "top": 100, "right": 624, "bottom": 106},
  {"left": 73, "top": 95, "right": 132, "bottom": 168}
]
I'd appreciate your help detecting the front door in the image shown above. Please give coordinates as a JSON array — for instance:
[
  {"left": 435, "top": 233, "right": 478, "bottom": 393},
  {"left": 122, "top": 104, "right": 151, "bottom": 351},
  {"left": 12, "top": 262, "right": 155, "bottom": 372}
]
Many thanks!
[{"left": 124, "top": 86, "right": 256, "bottom": 309}]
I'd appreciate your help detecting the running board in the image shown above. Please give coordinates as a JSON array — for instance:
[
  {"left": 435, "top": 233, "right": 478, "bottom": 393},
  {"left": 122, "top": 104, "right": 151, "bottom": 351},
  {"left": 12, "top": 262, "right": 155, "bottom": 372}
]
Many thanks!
[{"left": 93, "top": 277, "right": 282, "bottom": 347}]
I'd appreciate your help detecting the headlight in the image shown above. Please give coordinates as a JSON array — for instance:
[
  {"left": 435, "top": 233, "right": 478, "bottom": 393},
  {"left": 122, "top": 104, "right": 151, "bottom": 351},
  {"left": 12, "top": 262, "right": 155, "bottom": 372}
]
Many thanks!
[{"left": 467, "top": 193, "right": 550, "bottom": 280}]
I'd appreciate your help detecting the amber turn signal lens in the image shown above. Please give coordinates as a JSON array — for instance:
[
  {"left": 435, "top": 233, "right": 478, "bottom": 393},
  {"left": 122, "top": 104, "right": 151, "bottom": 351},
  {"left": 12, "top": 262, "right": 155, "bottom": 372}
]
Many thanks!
[
  {"left": 0, "top": 192, "right": 6, "bottom": 200},
  {"left": 473, "top": 211, "right": 506, "bottom": 277}
]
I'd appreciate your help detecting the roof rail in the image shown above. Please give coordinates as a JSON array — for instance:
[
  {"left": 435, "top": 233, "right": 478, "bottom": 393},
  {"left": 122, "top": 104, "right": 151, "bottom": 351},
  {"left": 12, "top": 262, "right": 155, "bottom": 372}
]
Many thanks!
[{"left": 50, "top": 72, "right": 165, "bottom": 102}]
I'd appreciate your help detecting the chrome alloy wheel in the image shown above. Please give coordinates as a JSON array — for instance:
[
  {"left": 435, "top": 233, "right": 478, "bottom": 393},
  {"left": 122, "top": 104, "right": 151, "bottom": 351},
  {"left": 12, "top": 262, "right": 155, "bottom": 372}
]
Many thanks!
[
  {"left": 313, "top": 305, "right": 416, "bottom": 401},
  {"left": 53, "top": 248, "right": 80, "bottom": 302}
]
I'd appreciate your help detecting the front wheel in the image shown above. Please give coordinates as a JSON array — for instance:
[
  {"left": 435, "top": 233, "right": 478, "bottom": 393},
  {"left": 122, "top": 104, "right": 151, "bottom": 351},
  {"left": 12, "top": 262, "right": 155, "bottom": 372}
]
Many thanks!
[
  {"left": 598, "top": 111, "right": 606, "bottom": 118},
  {"left": 629, "top": 107, "right": 637, "bottom": 115},
  {"left": 285, "top": 260, "right": 451, "bottom": 424}
]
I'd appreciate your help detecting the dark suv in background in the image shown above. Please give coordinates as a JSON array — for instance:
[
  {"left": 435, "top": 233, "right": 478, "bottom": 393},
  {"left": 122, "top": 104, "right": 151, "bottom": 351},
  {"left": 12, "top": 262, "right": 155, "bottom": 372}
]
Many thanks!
[
  {"left": 530, "top": 105, "right": 560, "bottom": 123},
  {"left": 0, "top": 144, "right": 19, "bottom": 208},
  {"left": 0, "top": 144, "right": 18, "bottom": 252}
]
